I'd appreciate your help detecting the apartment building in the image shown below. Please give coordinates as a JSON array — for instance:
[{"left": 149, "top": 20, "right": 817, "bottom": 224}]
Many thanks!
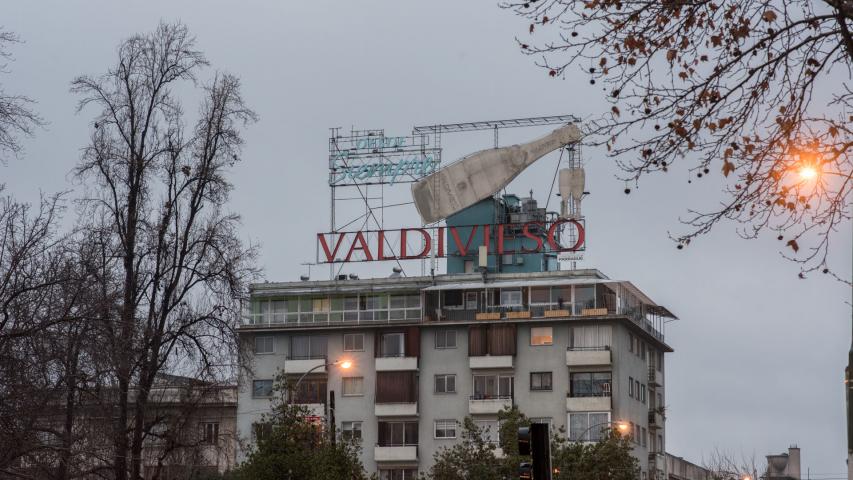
[{"left": 237, "top": 268, "right": 674, "bottom": 480}]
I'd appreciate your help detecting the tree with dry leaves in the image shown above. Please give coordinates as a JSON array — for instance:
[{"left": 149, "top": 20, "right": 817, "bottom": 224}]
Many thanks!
[
  {"left": 71, "top": 21, "right": 258, "bottom": 480},
  {"left": 502, "top": 0, "right": 853, "bottom": 274}
]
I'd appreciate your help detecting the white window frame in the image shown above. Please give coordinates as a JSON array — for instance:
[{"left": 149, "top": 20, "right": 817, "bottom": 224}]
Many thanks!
[
  {"left": 500, "top": 289, "right": 523, "bottom": 307},
  {"left": 435, "top": 329, "right": 457, "bottom": 349},
  {"left": 435, "top": 374, "right": 457, "bottom": 394},
  {"left": 342, "top": 376, "right": 364, "bottom": 396},
  {"left": 472, "top": 374, "right": 513, "bottom": 399},
  {"left": 530, "top": 326, "right": 553, "bottom": 346},
  {"left": 475, "top": 420, "right": 499, "bottom": 445},
  {"left": 381, "top": 332, "right": 405, "bottom": 357},
  {"left": 342, "top": 421, "right": 362, "bottom": 441},
  {"left": 434, "top": 419, "right": 457, "bottom": 439},
  {"left": 254, "top": 336, "right": 274, "bottom": 354},
  {"left": 343, "top": 333, "right": 364, "bottom": 352},
  {"left": 568, "top": 411, "right": 611, "bottom": 442}
]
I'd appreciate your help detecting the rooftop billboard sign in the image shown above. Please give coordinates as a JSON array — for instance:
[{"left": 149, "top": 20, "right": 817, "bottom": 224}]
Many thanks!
[
  {"left": 329, "top": 131, "right": 441, "bottom": 186},
  {"left": 315, "top": 219, "right": 585, "bottom": 264}
]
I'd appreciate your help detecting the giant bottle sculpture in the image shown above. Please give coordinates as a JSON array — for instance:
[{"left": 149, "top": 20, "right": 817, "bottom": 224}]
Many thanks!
[{"left": 411, "top": 123, "right": 582, "bottom": 223}]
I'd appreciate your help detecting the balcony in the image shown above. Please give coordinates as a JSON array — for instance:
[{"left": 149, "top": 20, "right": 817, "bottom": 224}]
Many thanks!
[
  {"left": 375, "top": 356, "right": 418, "bottom": 371},
  {"left": 566, "top": 394, "right": 611, "bottom": 412},
  {"left": 649, "top": 452, "right": 665, "bottom": 470},
  {"left": 284, "top": 357, "right": 326, "bottom": 374},
  {"left": 566, "top": 347, "right": 611, "bottom": 367},
  {"left": 375, "top": 402, "right": 418, "bottom": 417},
  {"left": 469, "top": 355, "right": 514, "bottom": 369},
  {"left": 468, "top": 395, "right": 513, "bottom": 414},
  {"left": 648, "top": 367, "right": 662, "bottom": 387},
  {"left": 374, "top": 445, "right": 418, "bottom": 462},
  {"left": 648, "top": 409, "right": 664, "bottom": 429}
]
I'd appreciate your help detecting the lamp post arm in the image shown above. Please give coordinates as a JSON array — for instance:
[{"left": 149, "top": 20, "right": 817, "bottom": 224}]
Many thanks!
[
  {"left": 574, "top": 420, "right": 620, "bottom": 442},
  {"left": 291, "top": 360, "right": 336, "bottom": 401}
]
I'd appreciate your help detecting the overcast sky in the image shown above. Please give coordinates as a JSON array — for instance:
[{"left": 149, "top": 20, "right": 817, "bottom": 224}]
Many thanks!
[{"left": 2, "top": 0, "right": 850, "bottom": 476}]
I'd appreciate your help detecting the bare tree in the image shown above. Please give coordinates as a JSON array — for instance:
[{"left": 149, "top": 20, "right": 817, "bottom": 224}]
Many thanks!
[
  {"left": 0, "top": 29, "right": 43, "bottom": 162},
  {"left": 703, "top": 448, "right": 761, "bottom": 480},
  {"left": 71, "top": 21, "right": 257, "bottom": 480},
  {"left": 502, "top": 0, "right": 852, "bottom": 274}
]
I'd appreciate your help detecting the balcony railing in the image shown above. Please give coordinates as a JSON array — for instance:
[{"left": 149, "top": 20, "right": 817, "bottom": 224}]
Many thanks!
[
  {"left": 242, "top": 308, "right": 420, "bottom": 328},
  {"left": 470, "top": 394, "right": 513, "bottom": 401}
]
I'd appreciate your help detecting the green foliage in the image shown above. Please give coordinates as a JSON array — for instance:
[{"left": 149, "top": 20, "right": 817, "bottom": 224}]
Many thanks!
[
  {"left": 426, "top": 417, "right": 504, "bottom": 480},
  {"left": 551, "top": 431, "right": 640, "bottom": 480},
  {"left": 231, "top": 373, "right": 370, "bottom": 480},
  {"left": 426, "top": 407, "right": 639, "bottom": 480}
]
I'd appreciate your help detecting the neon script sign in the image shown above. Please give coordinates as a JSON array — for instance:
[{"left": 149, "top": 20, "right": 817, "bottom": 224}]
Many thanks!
[
  {"left": 316, "top": 220, "right": 585, "bottom": 263},
  {"left": 329, "top": 132, "right": 441, "bottom": 186}
]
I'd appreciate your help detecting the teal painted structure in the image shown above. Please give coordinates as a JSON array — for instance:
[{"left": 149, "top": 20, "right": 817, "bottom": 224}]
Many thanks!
[{"left": 445, "top": 193, "right": 560, "bottom": 274}]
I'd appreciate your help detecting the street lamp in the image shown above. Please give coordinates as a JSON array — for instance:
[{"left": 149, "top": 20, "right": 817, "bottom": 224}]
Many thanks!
[{"left": 292, "top": 358, "right": 353, "bottom": 396}]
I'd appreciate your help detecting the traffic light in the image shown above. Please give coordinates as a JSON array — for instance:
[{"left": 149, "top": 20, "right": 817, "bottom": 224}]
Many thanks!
[
  {"left": 518, "top": 426, "right": 531, "bottom": 456},
  {"left": 517, "top": 423, "right": 551, "bottom": 480}
]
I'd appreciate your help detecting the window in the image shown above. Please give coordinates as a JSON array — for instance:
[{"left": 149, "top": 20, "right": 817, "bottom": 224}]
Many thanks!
[
  {"left": 500, "top": 289, "right": 522, "bottom": 306},
  {"left": 200, "top": 422, "right": 219, "bottom": 445},
  {"left": 501, "top": 254, "right": 514, "bottom": 265},
  {"left": 435, "top": 374, "right": 456, "bottom": 394},
  {"left": 253, "top": 422, "right": 272, "bottom": 441},
  {"left": 657, "top": 393, "right": 663, "bottom": 408},
  {"left": 252, "top": 379, "right": 273, "bottom": 398},
  {"left": 570, "top": 372, "right": 611, "bottom": 397},
  {"left": 641, "top": 427, "right": 647, "bottom": 447},
  {"left": 635, "top": 380, "right": 641, "bottom": 400},
  {"left": 435, "top": 329, "right": 457, "bottom": 349},
  {"left": 293, "top": 378, "right": 326, "bottom": 404},
  {"left": 434, "top": 420, "right": 457, "bottom": 439},
  {"left": 380, "top": 469, "right": 418, "bottom": 480},
  {"left": 628, "top": 377, "right": 634, "bottom": 398},
  {"left": 254, "top": 336, "right": 274, "bottom": 354},
  {"left": 657, "top": 434, "right": 663, "bottom": 451},
  {"left": 473, "top": 374, "right": 513, "bottom": 399},
  {"left": 634, "top": 424, "right": 641, "bottom": 444},
  {"left": 641, "top": 384, "right": 646, "bottom": 404},
  {"left": 530, "top": 372, "right": 552, "bottom": 391},
  {"left": 568, "top": 412, "right": 610, "bottom": 441},
  {"left": 530, "top": 417, "right": 553, "bottom": 427},
  {"left": 475, "top": 420, "right": 499, "bottom": 445},
  {"left": 530, "top": 327, "right": 553, "bottom": 346},
  {"left": 290, "top": 335, "right": 327, "bottom": 359},
  {"left": 342, "top": 377, "right": 364, "bottom": 396},
  {"left": 444, "top": 290, "right": 463, "bottom": 307},
  {"left": 628, "top": 422, "right": 635, "bottom": 441},
  {"left": 657, "top": 351, "right": 663, "bottom": 371},
  {"left": 465, "top": 292, "right": 478, "bottom": 310},
  {"left": 342, "top": 421, "right": 362, "bottom": 441},
  {"left": 343, "top": 333, "right": 364, "bottom": 352},
  {"left": 574, "top": 285, "right": 596, "bottom": 313},
  {"left": 629, "top": 334, "right": 635, "bottom": 353},
  {"left": 641, "top": 342, "right": 647, "bottom": 360},
  {"left": 378, "top": 421, "right": 418, "bottom": 446},
  {"left": 381, "top": 332, "right": 405, "bottom": 357},
  {"left": 569, "top": 325, "right": 612, "bottom": 349}
]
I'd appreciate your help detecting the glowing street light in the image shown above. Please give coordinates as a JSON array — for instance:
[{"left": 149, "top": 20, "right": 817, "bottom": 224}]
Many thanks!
[
  {"left": 339, "top": 360, "right": 353, "bottom": 370},
  {"left": 798, "top": 165, "right": 818, "bottom": 180}
]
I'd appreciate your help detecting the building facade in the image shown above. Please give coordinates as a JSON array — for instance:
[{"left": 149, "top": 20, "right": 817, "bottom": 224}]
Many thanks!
[{"left": 237, "top": 269, "right": 674, "bottom": 479}]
